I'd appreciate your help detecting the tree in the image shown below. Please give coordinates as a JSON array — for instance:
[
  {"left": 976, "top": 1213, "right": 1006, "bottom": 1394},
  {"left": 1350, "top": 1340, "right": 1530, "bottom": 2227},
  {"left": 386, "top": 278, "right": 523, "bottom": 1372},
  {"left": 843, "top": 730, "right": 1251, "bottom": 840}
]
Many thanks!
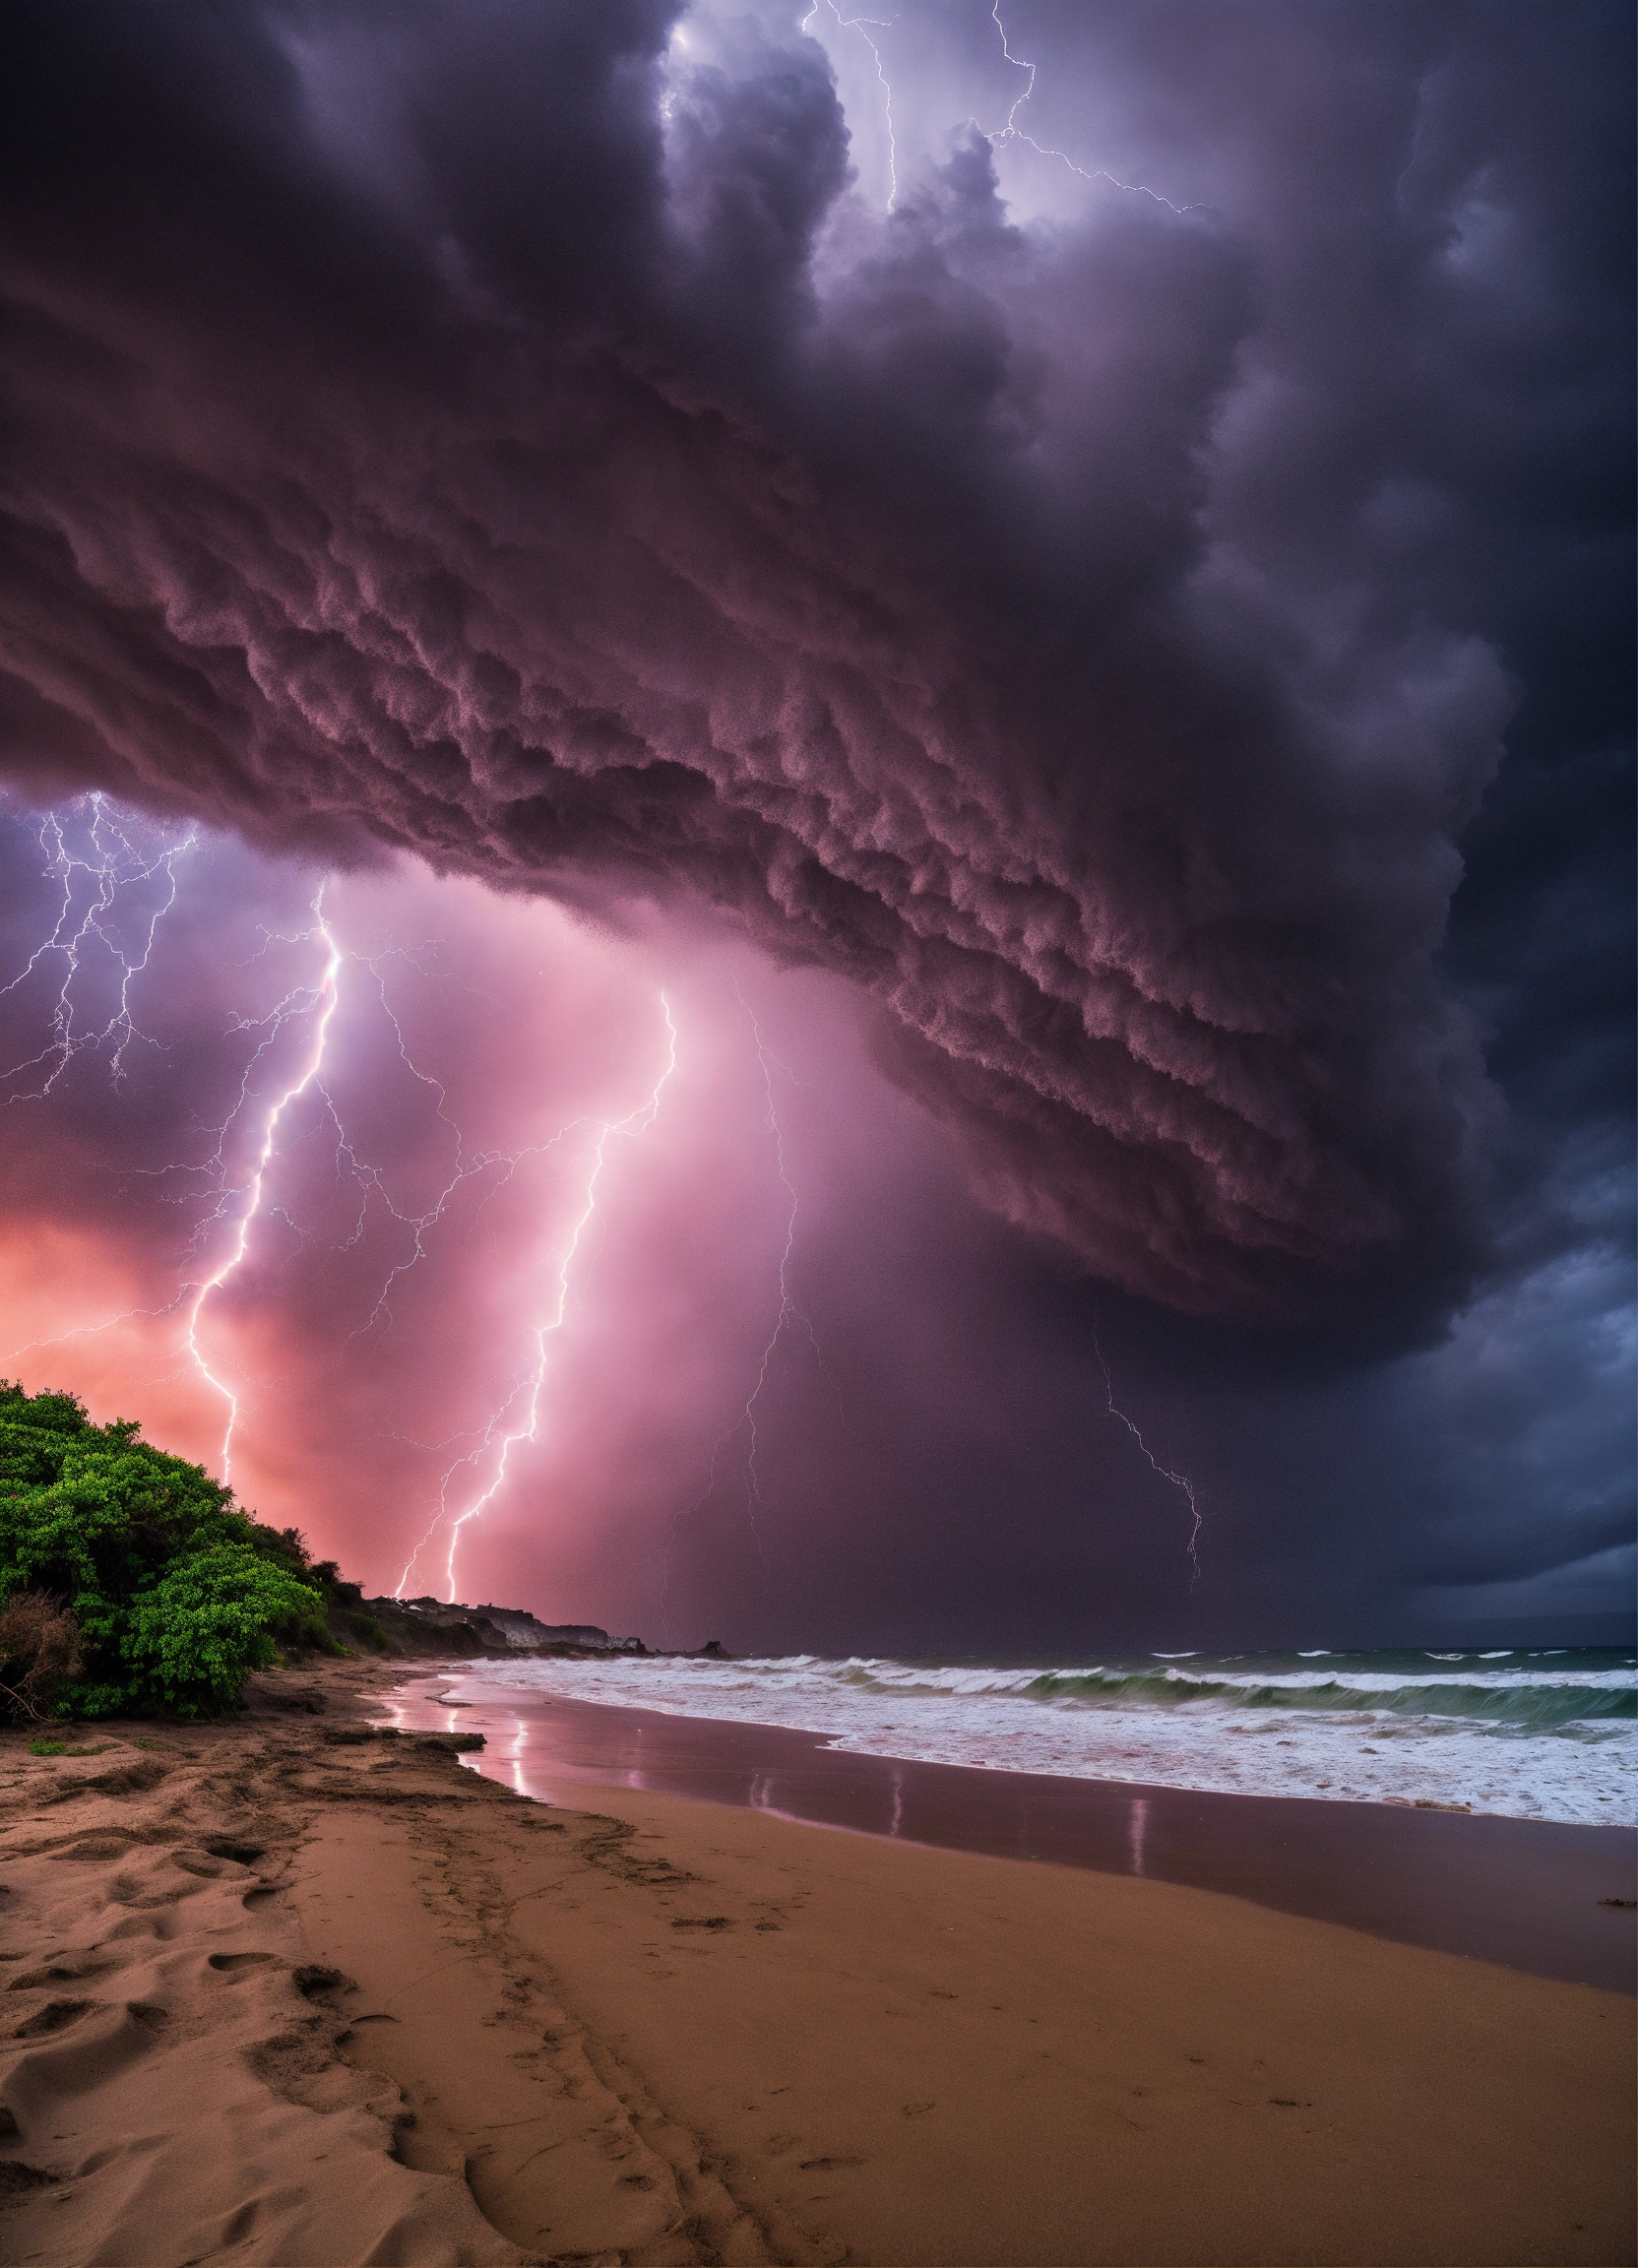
[{"left": 0, "top": 1383, "right": 326, "bottom": 1718}]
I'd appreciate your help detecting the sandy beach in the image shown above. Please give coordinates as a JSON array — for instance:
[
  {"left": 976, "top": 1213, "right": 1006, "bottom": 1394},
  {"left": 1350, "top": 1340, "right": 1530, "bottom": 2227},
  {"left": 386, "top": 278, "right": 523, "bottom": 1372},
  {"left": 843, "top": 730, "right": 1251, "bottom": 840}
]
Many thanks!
[
  {"left": 2, "top": 1659, "right": 1632, "bottom": 2268},
  {"left": 382, "top": 1674, "right": 1638, "bottom": 1994}
]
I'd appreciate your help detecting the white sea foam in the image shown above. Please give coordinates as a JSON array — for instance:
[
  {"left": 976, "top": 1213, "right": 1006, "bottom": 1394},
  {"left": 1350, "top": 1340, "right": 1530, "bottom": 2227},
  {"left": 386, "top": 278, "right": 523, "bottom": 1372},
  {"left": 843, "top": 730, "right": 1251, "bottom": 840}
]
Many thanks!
[{"left": 466, "top": 1647, "right": 1637, "bottom": 1827}]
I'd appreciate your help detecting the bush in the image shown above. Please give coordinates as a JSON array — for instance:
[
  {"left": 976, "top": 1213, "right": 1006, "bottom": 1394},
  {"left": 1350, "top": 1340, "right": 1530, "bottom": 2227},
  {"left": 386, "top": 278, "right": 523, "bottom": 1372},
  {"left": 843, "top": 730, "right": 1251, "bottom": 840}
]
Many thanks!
[
  {"left": 124, "top": 1544, "right": 327, "bottom": 1712},
  {"left": 345, "top": 1612, "right": 393, "bottom": 1653},
  {"left": 0, "top": 1382, "right": 326, "bottom": 1719},
  {"left": 0, "top": 1591, "right": 84, "bottom": 1722}
]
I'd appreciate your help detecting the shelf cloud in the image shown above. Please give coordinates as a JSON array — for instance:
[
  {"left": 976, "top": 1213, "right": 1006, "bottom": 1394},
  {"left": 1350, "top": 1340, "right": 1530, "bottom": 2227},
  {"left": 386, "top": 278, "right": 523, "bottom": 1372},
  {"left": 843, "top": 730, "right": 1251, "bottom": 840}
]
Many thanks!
[{"left": 2, "top": 0, "right": 1624, "bottom": 1339}]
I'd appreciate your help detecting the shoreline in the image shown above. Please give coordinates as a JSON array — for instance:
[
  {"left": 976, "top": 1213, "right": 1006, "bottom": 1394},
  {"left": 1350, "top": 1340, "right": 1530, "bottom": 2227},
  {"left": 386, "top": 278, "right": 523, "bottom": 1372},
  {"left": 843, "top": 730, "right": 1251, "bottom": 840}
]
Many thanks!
[
  {"left": 385, "top": 1669, "right": 1638, "bottom": 1994},
  {"left": 397, "top": 1643, "right": 1635, "bottom": 1833},
  {"left": 2, "top": 1653, "right": 1633, "bottom": 2266}
]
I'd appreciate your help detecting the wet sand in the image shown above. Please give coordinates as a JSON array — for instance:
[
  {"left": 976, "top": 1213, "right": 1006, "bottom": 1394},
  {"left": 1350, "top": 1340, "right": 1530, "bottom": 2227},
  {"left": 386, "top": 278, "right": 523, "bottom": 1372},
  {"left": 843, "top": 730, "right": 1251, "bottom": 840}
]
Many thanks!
[
  {"left": 2, "top": 1658, "right": 1633, "bottom": 2266},
  {"left": 383, "top": 1674, "right": 1638, "bottom": 1993}
]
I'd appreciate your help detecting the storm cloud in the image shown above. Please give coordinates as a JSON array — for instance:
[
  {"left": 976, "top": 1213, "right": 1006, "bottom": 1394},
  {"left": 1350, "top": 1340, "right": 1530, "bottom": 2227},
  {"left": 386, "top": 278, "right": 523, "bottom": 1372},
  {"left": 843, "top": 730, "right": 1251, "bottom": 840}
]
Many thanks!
[{"left": 8, "top": 0, "right": 1623, "bottom": 1338}]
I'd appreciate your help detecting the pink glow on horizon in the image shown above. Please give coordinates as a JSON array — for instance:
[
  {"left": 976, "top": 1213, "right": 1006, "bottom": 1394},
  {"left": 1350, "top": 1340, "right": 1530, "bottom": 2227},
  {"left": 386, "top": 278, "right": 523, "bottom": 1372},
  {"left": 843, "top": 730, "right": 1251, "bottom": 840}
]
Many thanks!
[{"left": 0, "top": 815, "right": 881, "bottom": 1628}]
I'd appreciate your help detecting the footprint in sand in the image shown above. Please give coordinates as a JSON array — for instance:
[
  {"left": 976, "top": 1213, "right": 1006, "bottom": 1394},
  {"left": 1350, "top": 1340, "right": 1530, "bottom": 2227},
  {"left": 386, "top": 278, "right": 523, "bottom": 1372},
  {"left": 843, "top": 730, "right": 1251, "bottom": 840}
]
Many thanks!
[
  {"left": 8, "top": 1963, "right": 119, "bottom": 1992},
  {"left": 204, "top": 1837, "right": 266, "bottom": 1864},
  {"left": 12, "top": 1998, "right": 93, "bottom": 2039},
  {"left": 47, "top": 1835, "right": 133, "bottom": 1863}
]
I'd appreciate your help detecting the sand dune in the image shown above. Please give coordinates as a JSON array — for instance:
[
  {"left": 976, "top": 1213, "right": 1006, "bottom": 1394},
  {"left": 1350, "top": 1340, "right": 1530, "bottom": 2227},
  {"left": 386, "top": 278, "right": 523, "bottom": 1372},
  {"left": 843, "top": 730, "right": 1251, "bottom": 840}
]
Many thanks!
[{"left": 2, "top": 1660, "right": 1632, "bottom": 2266}]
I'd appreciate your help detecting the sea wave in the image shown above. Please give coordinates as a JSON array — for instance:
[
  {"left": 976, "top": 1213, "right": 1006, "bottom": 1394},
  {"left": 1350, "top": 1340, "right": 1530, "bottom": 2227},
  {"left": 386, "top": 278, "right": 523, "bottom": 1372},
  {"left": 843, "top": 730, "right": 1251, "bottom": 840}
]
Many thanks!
[
  {"left": 823, "top": 1657, "right": 1635, "bottom": 1734},
  {"left": 467, "top": 1647, "right": 1637, "bottom": 1827}
]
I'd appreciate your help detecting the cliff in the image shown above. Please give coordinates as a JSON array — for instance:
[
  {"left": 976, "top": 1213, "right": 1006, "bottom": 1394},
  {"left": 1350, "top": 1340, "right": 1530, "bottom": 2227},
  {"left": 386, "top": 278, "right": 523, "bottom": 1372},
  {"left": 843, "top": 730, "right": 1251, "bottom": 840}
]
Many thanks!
[{"left": 347, "top": 1596, "right": 649, "bottom": 1660}]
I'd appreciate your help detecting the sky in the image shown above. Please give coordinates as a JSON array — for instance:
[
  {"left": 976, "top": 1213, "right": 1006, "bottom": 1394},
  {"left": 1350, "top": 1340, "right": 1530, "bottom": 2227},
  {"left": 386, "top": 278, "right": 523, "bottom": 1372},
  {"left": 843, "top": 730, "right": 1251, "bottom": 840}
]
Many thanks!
[{"left": 0, "top": 0, "right": 1631, "bottom": 1655}]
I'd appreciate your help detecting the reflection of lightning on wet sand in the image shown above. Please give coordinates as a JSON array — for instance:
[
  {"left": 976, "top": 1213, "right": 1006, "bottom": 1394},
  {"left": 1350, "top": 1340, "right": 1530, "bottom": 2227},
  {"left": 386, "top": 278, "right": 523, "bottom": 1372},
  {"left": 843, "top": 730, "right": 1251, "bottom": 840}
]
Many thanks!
[{"left": 1128, "top": 1794, "right": 1150, "bottom": 1876}]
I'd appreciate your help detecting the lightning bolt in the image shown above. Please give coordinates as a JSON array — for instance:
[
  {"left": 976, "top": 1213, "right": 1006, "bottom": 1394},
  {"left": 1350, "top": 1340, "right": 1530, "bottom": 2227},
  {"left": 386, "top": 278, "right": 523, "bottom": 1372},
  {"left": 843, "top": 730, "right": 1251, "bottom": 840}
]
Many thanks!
[
  {"left": 180, "top": 892, "right": 344, "bottom": 1480},
  {"left": 804, "top": 0, "right": 900, "bottom": 208},
  {"left": 980, "top": 2, "right": 1192, "bottom": 216},
  {"left": 662, "top": 985, "right": 827, "bottom": 1617},
  {"left": 121, "top": 901, "right": 599, "bottom": 1485},
  {"left": 798, "top": 1, "right": 1191, "bottom": 222},
  {"left": 344, "top": 946, "right": 522, "bottom": 1340},
  {"left": 0, "top": 794, "right": 196, "bottom": 1103},
  {"left": 4, "top": 1285, "right": 196, "bottom": 1371},
  {"left": 735, "top": 982, "right": 825, "bottom": 1530},
  {"left": 0, "top": 790, "right": 227, "bottom": 1408},
  {"left": 1092, "top": 1311, "right": 1203, "bottom": 1585},
  {"left": 3, "top": 795, "right": 705, "bottom": 1608},
  {"left": 394, "top": 995, "right": 681, "bottom": 1604},
  {"left": 2, "top": 817, "right": 549, "bottom": 1492}
]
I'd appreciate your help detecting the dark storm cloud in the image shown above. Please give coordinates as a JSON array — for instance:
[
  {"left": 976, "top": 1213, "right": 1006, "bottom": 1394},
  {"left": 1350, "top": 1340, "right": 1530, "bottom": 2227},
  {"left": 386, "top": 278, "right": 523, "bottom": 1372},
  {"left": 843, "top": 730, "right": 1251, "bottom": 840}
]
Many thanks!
[{"left": 1, "top": 0, "right": 1628, "bottom": 1335}]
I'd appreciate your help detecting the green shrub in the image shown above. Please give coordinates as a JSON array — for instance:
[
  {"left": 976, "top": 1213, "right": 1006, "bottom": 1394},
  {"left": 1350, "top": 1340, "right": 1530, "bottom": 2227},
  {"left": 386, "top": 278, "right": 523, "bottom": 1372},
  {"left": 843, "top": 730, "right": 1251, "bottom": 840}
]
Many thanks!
[
  {"left": 0, "top": 1382, "right": 326, "bottom": 1719},
  {"left": 123, "top": 1543, "right": 327, "bottom": 1712},
  {"left": 345, "top": 1612, "right": 393, "bottom": 1654}
]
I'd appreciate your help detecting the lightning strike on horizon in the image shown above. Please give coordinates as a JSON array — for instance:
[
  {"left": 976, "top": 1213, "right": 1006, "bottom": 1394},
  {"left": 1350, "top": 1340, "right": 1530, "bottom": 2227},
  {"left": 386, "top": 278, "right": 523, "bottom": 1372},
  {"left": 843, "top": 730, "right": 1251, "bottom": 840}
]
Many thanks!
[
  {"left": 0, "top": 794, "right": 196, "bottom": 1102},
  {"left": 735, "top": 984, "right": 825, "bottom": 1528},
  {"left": 980, "top": 1, "right": 1191, "bottom": 216},
  {"left": 181, "top": 894, "right": 344, "bottom": 1480},
  {"left": 0, "top": 812, "right": 526, "bottom": 1493},
  {"left": 805, "top": 0, "right": 900, "bottom": 208},
  {"left": 1092, "top": 1315, "right": 1204, "bottom": 1584},
  {"left": 0, "top": 792, "right": 233, "bottom": 1411},
  {"left": 2, "top": 795, "right": 704, "bottom": 1606},
  {"left": 395, "top": 995, "right": 680, "bottom": 1605},
  {"left": 662, "top": 988, "right": 827, "bottom": 1620},
  {"left": 177, "top": 917, "right": 639, "bottom": 1488}
]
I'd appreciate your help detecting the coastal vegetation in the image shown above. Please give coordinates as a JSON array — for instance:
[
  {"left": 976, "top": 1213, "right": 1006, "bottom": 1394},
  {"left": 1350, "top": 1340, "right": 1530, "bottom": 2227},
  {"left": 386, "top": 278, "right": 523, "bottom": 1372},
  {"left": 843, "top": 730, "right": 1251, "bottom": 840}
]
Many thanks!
[{"left": 0, "top": 1382, "right": 331, "bottom": 1720}]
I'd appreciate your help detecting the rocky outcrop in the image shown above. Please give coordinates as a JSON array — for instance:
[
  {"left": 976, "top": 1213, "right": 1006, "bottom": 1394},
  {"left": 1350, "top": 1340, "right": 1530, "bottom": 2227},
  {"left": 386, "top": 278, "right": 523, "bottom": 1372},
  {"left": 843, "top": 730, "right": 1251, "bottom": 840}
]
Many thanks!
[
  {"left": 355, "top": 1598, "right": 647, "bottom": 1658},
  {"left": 465, "top": 1606, "right": 647, "bottom": 1655}
]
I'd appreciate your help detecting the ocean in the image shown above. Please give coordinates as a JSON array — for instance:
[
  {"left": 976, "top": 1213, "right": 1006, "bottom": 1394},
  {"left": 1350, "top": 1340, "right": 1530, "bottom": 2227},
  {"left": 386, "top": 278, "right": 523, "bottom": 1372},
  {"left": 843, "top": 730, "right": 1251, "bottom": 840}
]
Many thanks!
[{"left": 463, "top": 1646, "right": 1636, "bottom": 1827}]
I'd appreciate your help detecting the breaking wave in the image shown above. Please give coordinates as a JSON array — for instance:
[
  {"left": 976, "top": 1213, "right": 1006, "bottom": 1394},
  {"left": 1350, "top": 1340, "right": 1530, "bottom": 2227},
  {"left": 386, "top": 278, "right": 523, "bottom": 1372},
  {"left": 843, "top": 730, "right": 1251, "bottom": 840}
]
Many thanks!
[{"left": 471, "top": 1646, "right": 1636, "bottom": 1827}]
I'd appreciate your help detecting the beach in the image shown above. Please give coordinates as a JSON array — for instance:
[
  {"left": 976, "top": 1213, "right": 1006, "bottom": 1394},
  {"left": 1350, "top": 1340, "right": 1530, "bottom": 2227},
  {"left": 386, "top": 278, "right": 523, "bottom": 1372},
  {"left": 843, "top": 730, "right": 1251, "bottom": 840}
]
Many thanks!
[
  {"left": 383, "top": 1671, "right": 1637, "bottom": 1994},
  {"left": 2, "top": 1657, "right": 1633, "bottom": 2267}
]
